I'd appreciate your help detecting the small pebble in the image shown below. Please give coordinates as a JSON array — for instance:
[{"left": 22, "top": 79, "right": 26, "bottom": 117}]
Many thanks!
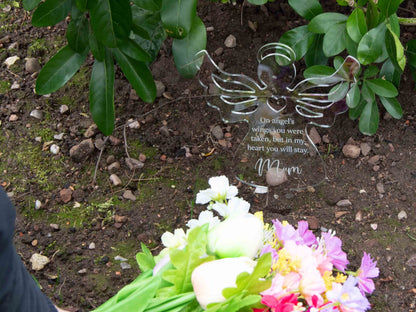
[
  {"left": 109, "top": 174, "right": 122, "bottom": 186},
  {"left": 224, "top": 34, "right": 237, "bottom": 48},
  {"left": 4, "top": 55, "right": 19, "bottom": 68},
  {"left": 35, "top": 200, "right": 42, "bottom": 210},
  {"left": 30, "top": 253, "right": 50, "bottom": 271},
  {"left": 355, "top": 211, "right": 363, "bottom": 221},
  {"left": 10, "top": 81, "right": 20, "bottom": 90},
  {"left": 59, "top": 105, "right": 69, "bottom": 114},
  {"left": 398, "top": 210, "right": 407, "bottom": 220},
  {"left": 370, "top": 223, "right": 378, "bottom": 230},
  {"left": 114, "top": 255, "right": 128, "bottom": 262},
  {"left": 53, "top": 133, "right": 65, "bottom": 140},
  {"left": 336, "top": 199, "right": 352, "bottom": 207},
  {"left": 9, "top": 114, "right": 18, "bottom": 122},
  {"left": 50, "top": 144, "right": 60, "bottom": 154},
  {"left": 342, "top": 144, "right": 361, "bottom": 158},
  {"left": 376, "top": 182, "right": 385, "bottom": 194},
  {"left": 78, "top": 268, "right": 87, "bottom": 275},
  {"left": 120, "top": 262, "right": 132, "bottom": 270},
  {"left": 50, "top": 223, "right": 60, "bottom": 230},
  {"left": 123, "top": 190, "right": 136, "bottom": 201},
  {"left": 88, "top": 242, "right": 96, "bottom": 250},
  {"left": 211, "top": 125, "right": 223, "bottom": 140},
  {"left": 266, "top": 168, "right": 288, "bottom": 186}
]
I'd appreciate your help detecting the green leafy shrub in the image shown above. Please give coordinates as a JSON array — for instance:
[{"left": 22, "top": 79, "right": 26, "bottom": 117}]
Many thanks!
[
  {"left": 279, "top": 0, "right": 416, "bottom": 135},
  {"left": 22, "top": 0, "right": 206, "bottom": 135}
]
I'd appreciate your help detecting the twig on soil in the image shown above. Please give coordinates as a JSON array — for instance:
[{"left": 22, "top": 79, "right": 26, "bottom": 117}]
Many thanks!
[{"left": 406, "top": 231, "right": 416, "bottom": 241}]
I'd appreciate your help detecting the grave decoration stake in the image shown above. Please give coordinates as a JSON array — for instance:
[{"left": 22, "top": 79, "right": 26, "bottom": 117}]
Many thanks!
[{"left": 197, "top": 43, "right": 360, "bottom": 192}]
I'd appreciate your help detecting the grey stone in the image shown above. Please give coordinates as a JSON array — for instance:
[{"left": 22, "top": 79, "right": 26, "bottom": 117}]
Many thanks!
[
  {"left": 49, "top": 144, "right": 60, "bottom": 155},
  {"left": 59, "top": 105, "right": 69, "bottom": 114},
  {"left": 53, "top": 133, "right": 65, "bottom": 140},
  {"left": 123, "top": 190, "right": 136, "bottom": 201},
  {"left": 10, "top": 81, "right": 20, "bottom": 89},
  {"left": 114, "top": 255, "right": 128, "bottom": 262},
  {"left": 308, "top": 127, "right": 321, "bottom": 145},
  {"left": 406, "top": 254, "right": 416, "bottom": 267},
  {"left": 368, "top": 155, "right": 380, "bottom": 166},
  {"left": 50, "top": 223, "right": 59, "bottom": 230},
  {"left": 84, "top": 124, "right": 97, "bottom": 138},
  {"left": 9, "top": 114, "right": 18, "bottom": 122},
  {"left": 30, "top": 109, "right": 43, "bottom": 120},
  {"left": 109, "top": 174, "right": 122, "bottom": 186},
  {"left": 211, "top": 125, "right": 224, "bottom": 140},
  {"left": 342, "top": 144, "right": 361, "bottom": 158},
  {"left": 106, "top": 155, "right": 116, "bottom": 164},
  {"left": 4, "top": 56, "right": 19, "bottom": 68},
  {"left": 155, "top": 80, "right": 166, "bottom": 98},
  {"left": 120, "top": 262, "right": 132, "bottom": 270},
  {"left": 376, "top": 182, "right": 385, "bottom": 194},
  {"left": 108, "top": 162, "right": 120, "bottom": 172},
  {"left": 266, "top": 168, "right": 288, "bottom": 186},
  {"left": 159, "top": 125, "right": 170, "bottom": 137},
  {"left": 25, "top": 57, "right": 41, "bottom": 73},
  {"left": 224, "top": 34, "right": 237, "bottom": 48},
  {"left": 398, "top": 210, "right": 407, "bottom": 220},
  {"left": 214, "top": 47, "right": 224, "bottom": 56},
  {"left": 125, "top": 158, "right": 144, "bottom": 171},
  {"left": 70, "top": 139, "right": 95, "bottom": 162},
  {"left": 336, "top": 199, "right": 352, "bottom": 207},
  {"left": 360, "top": 142, "right": 371, "bottom": 156},
  {"left": 30, "top": 253, "right": 50, "bottom": 271},
  {"left": 78, "top": 268, "right": 87, "bottom": 275}
]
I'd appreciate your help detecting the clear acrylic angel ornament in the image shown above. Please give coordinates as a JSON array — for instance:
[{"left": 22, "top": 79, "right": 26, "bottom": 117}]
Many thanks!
[{"left": 196, "top": 43, "right": 360, "bottom": 192}]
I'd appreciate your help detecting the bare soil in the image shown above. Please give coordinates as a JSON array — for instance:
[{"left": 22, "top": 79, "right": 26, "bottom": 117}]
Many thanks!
[{"left": 1, "top": 1, "right": 416, "bottom": 311}]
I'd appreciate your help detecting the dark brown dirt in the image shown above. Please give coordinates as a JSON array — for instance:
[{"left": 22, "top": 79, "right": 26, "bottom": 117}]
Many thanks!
[{"left": 1, "top": 1, "right": 416, "bottom": 311}]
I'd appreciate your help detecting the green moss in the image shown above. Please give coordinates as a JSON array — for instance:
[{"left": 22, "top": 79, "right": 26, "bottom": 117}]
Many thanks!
[
  {"left": 128, "top": 138, "right": 158, "bottom": 160},
  {"left": 28, "top": 38, "right": 48, "bottom": 57},
  {"left": 0, "top": 80, "right": 10, "bottom": 94}
]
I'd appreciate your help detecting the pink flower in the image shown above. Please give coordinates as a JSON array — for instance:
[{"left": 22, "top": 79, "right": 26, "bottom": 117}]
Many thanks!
[
  {"left": 297, "top": 221, "right": 317, "bottom": 247},
  {"left": 261, "top": 293, "right": 299, "bottom": 312},
  {"left": 322, "top": 232, "right": 349, "bottom": 272},
  {"left": 357, "top": 252, "right": 379, "bottom": 295},
  {"left": 299, "top": 268, "right": 326, "bottom": 305}
]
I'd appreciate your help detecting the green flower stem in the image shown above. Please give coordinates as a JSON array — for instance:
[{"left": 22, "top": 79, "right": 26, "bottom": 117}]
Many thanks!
[
  {"left": 144, "top": 292, "right": 197, "bottom": 312},
  {"left": 398, "top": 17, "right": 416, "bottom": 26}
]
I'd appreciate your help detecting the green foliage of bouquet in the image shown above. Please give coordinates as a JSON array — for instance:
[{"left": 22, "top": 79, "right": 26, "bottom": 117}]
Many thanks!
[
  {"left": 22, "top": 0, "right": 206, "bottom": 135},
  {"left": 91, "top": 176, "right": 379, "bottom": 312}
]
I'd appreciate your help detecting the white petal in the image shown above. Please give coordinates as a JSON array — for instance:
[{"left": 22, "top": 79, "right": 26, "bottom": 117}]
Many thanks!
[
  {"left": 211, "top": 202, "right": 229, "bottom": 217},
  {"left": 196, "top": 189, "right": 216, "bottom": 204},
  {"left": 225, "top": 185, "right": 238, "bottom": 199}
]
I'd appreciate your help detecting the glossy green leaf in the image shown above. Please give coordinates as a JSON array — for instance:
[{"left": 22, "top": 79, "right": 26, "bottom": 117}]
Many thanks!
[
  {"left": 248, "top": 0, "right": 268, "bottom": 4},
  {"left": 363, "top": 65, "right": 379, "bottom": 78},
  {"left": 161, "top": 0, "right": 197, "bottom": 39},
  {"left": 337, "top": 0, "right": 349, "bottom": 6},
  {"left": 89, "top": 25, "right": 105, "bottom": 62},
  {"left": 89, "top": 0, "right": 132, "bottom": 47},
  {"left": 388, "top": 13, "right": 400, "bottom": 36},
  {"left": 132, "top": 0, "right": 161, "bottom": 11},
  {"left": 328, "top": 82, "right": 349, "bottom": 102},
  {"left": 359, "top": 99, "right": 379, "bottom": 135},
  {"left": 288, "top": 0, "right": 322, "bottom": 21},
  {"left": 303, "top": 65, "right": 335, "bottom": 79},
  {"left": 366, "top": 78, "right": 398, "bottom": 97},
  {"left": 23, "top": 0, "right": 41, "bottom": 11},
  {"left": 75, "top": 0, "right": 87, "bottom": 12},
  {"left": 333, "top": 56, "right": 344, "bottom": 70},
  {"left": 379, "top": 96, "right": 403, "bottom": 119},
  {"left": 366, "top": 0, "right": 380, "bottom": 29},
  {"left": 380, "top": 59, "right": 401, "bottom": 87},
  {"left": 378, "top": 0, "right": 404, "bottom": 18},
  {"left": 349, "top": 99, "right": 365, "bottom": 120},
  {"left": 36, "top": 45, "right": 87, "bottom": 95},
  {"left": 346, "top": 83, "right": 361, "bottom": 108},
  {"left": 90, "top": 50, "right": 115, "bottom": 136},
  {"left": 32, "top": 0, "right": 72, "bottom": 27},
  {"left": 323, "top": 23, "right": 347, "bottom": 57},
  {"left": 112, "top": 49, "right": 156, "bottom": 103},
  {"left": 309, "top": 13, "right": 348, "bottom": 34},
  {"left": 118, "top": 39, "right": 152, "bottom": 62},
  {"left": 357, "top": 23, "right": 386, "bottom": 65},
  {"left": 279, "top": 26, "right": 314, "bottom": 61},
  {"left": 305, "top": 34, "right": 328, "bottom": 67},
  {"left": 347, "top": 8, "right": 367, "bottom": 43},
  {"left": 345, "top": 33, "right": 358, "bottom": 57},
  {"left": 357, "top": 0, "right": 369, "bottom": 5},
  {"left": 131, "top": 6, "right": 167, "bottom": 60},
  {"left": 385, "top": 24, "right": 406, "bottom": 72},
  {"left": 67, "top": 15, "right": 89, "bottom": 53},
  {"left": 172, "top": 16, "right": 206, "bottom": 78}
]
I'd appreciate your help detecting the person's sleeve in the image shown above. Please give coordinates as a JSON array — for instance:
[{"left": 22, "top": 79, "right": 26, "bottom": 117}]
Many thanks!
[{"left": 0, "top": 187, "right": 58, "bottom": 312}]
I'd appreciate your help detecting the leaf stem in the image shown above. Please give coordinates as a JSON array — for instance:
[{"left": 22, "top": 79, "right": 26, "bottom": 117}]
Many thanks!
[{"left": 398, "top": 17, "right": 416, "bottom": 26}]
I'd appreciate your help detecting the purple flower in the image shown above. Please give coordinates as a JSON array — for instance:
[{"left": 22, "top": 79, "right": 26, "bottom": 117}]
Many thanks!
[
  {"left": 272, "top": 220, "right": 317, "bottom": 247},
  {"left": 297, "top": 221, "right": 317, "bottom": 247},
  {"left": 357, "top": 252, "right": 379, "bottom": 295},
  {"left": 260, "top": 244, "right": 278, "bottom": 262},
  {"left": 326, "top": 276, "right": 371, "bottom": 311},
  {"left": 322, "top": 232, "right": 349, "bottom": 271}
]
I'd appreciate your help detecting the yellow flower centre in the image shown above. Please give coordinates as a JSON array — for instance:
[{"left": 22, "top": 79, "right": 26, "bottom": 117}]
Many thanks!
[{"left": 274, "top": 249, "right": 301, "bottom": 275}]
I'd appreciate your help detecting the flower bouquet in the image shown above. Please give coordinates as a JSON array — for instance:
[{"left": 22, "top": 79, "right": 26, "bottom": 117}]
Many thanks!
[{"left": 92, "top": 176, "right": 378, "bottom": 312}]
